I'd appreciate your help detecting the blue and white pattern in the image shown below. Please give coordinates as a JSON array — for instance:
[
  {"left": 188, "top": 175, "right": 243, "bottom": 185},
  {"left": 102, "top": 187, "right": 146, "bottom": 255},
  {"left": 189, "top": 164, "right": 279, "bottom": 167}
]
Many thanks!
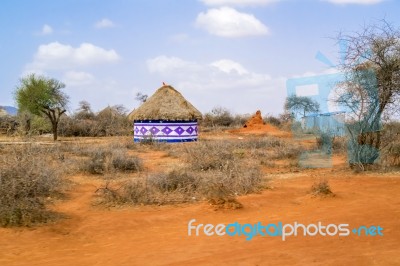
[{"left": 133, "top": 120, "right": 198, "bottom": 143}]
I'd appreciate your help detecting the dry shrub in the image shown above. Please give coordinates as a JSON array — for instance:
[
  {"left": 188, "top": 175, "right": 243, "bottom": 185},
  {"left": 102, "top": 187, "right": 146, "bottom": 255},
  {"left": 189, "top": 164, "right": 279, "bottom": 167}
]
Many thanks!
[
  {"left": 0, "top": 145, "right": 65, "bottom": 226},
  {"left": 315, "top": 133, "right": 331, "bottom": 150},
  {"left": 310, "top": 179, "right": 334, "bottom": 197},
  {"left": 263, "top": 115, "right": 283, "bottom": 127},
  {"left": 383, "top": 142, "right": 400, "bottom": 167},
  {"left": 112, "top": 150, "right": 142, "bottom": 172},
  {"left": 201, "top": 107, "right": 235, "bottom": 127},
  {"left": 96, "top": 137, "right": 308, "bottom": 208},
  {"left": 236, "top": 137, "right": 302, "bottom": 160},
  {"left": 272, "top": 145, "right": 302, "bottom": 160},
  {"left": 205, "top": 183, "right": 243, "bottom": 210},
  {"left": 59, "top": 105, "right": 131, "bottom": 137},
  {"left": 381, "top": 122, "right": 400, "bottom": 168},
  {"left": 86, "top": 149, "right": 112, "bottom": 175},
  {"left": 332, "top": 136, "right": 347, "bottom": 153},
  {"left": 237, "top": 137, "right": 284, "bottom": 150},
  {"left": 97, "top": 164, "right": 262, "bottom": 207},
  {"left": 98, "top": 140, "right": 263, "bottom": 207},
  {"left": 148, "top": 169, "right": 199, "bottom": 193},
  {"left": 82, "top": 146, "right": 143, "bottom": 175},
  {"left": 185, "top": 141, "right": 235, "bottom": 171},
  {"left": 185, "top": 140, "right": 263, "bottom": 194},
  {"left": 120, "top": 179, "right": 154, "bottom": 204}
]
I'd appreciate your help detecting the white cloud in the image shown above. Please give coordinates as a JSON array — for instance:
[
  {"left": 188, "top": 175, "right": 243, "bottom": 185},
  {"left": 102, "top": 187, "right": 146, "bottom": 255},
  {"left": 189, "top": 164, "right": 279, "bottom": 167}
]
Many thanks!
[
  {"left": 325, "top": 0, "right": 385, "bottom": 4},
  {"left": 95, "top": 18, "right": 116, "bottom": 29},
  {"left": 63, "top": 71, "right": 95, "bottom": 86},
  {"left": 41, "top": 24, "right": 53, "bottom": 35},
  {"left": 147, "top": 56, "right": 201, "bottom": 74},
  {"left": 146, "top": 55, "right": 286, "bottom": 114},
  {"left": 211, "top": 59, "right": 249, "bottom": 75},
  {"left": 146, "top": 55, "right": 273, "bottom": 89},
  {"left": 195, "top": 7, "right": 269, "bottom": 38},
  {"left": 200, "top": 0, "right": 281, "bottom": 6},
  {"left": 25, "top": 42, "right": 120, "bottom": 72}
]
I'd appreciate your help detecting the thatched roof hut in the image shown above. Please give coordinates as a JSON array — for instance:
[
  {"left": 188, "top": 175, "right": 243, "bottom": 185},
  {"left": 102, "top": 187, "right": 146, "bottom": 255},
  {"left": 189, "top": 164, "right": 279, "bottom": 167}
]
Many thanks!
[
  {"left": 128, "top": 85, "right": 202, "bottom": 121},
  {"left": 129, "top": 85, "right": 202, "bottom": 143}
]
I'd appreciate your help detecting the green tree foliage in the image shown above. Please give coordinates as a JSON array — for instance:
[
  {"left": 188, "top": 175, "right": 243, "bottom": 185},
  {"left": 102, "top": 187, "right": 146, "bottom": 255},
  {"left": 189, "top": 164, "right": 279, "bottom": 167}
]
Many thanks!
[{"left": 14, "top": 74, "right": 69, "bottom": 140}]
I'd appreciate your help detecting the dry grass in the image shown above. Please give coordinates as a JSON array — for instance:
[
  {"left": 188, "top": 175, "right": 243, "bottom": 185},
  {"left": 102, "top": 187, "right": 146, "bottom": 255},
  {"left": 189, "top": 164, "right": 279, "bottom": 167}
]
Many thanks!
[
  {"left": 96, "top": 137, "right": 305, "bottom": 207},
  {"left": 0, "top": 145, "right": 67, "bottom": 226},
  {"left": 61, "top": 140, "right": 143, "bottom": 176},
  {"left": 381, "top": 122, "right": 400, "bottom": 168},
  {"left": 96, "top": 139, "right": 269, "bottom": 207},
  {"left": 83, "top": 148, "right": 143, "bottom": 175}
]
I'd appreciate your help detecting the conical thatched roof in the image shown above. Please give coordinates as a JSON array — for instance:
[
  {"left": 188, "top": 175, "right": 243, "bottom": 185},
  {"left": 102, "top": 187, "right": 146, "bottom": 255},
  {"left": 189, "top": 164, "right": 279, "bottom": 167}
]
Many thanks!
[
  {"left": 128, "top": 85, "right": 202, "bottom": 121},
  {"left": 0, "top": 108, "right": 8, "bottom": 117}
]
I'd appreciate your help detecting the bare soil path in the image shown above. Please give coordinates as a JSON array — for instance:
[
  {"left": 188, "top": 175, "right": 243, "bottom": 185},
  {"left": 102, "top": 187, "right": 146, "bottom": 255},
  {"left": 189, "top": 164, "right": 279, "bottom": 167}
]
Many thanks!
[{"left": 0, "top": 168, "right": 399, "bottom": 265}]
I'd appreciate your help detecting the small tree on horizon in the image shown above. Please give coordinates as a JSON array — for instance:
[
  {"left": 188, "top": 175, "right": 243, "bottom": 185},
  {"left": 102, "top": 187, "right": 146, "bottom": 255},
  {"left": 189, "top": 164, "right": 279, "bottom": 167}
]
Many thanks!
[
  {"left": 74, "top": 100, "right": 95, "bottom": 120},
  {"left": 135, "top": 92, "right": 148, "bottom": 104},
  {"left": 14, "top": 74, "right": 69, "bottom": 141},
  {"left": 284, "top": 95, "right": 320, "bottom": 117}
]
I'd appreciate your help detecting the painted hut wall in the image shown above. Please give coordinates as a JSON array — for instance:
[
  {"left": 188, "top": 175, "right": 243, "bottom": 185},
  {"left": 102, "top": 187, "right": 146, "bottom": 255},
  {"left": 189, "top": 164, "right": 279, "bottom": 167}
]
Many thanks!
[{"left": 133, "top": 120, "right": 198, "bottom": 142}]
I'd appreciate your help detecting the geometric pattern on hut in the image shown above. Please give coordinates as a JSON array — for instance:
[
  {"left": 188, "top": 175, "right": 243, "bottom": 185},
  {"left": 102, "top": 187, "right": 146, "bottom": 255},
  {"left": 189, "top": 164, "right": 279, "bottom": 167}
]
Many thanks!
[{"left": 133, "top": 120, "right": 198, "bottom": 142}]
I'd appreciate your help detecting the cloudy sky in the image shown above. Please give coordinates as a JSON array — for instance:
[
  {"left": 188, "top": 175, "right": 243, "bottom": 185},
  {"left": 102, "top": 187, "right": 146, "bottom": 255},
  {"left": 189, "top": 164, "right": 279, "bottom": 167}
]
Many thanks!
[{"left": 1, "top": 0, "right": 399, "bottom": 115}]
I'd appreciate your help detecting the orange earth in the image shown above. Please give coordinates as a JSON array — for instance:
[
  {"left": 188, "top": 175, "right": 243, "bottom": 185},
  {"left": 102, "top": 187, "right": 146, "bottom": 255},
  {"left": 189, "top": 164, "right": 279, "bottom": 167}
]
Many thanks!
[{"left": 0, "top": 130, "right": 399, "bottom": 266}]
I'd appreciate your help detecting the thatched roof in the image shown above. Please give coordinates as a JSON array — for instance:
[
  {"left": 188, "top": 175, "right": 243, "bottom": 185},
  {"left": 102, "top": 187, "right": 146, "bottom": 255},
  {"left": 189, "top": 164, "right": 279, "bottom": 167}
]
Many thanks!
[
  {"left": 128, "top": 85, "right": 202, "bottom": 121},
  {"left": 0, "top": 108, "right": 8, "bottom": 117},
  {"left": 97, "top": 106, "right": 120, "bottom": 118}
]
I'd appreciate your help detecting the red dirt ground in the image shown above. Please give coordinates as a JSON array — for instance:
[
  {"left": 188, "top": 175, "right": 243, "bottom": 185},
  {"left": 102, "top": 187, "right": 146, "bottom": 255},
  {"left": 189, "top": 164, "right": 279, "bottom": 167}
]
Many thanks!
[
  {"left": 0, "top": 170, "right": 399, "bottom": 265},
  {"left": 0, "top": 133, "right": 399, "bottom": 265},
  {"left": 229, "top": 123, "right": 292, "bottom": 138}
]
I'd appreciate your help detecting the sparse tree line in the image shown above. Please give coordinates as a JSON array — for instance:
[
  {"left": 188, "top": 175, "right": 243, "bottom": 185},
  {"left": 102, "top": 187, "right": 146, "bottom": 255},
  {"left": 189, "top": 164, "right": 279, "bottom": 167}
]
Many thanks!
[{"left": 1, "top": 98, "right": 132, "bottom": 138}]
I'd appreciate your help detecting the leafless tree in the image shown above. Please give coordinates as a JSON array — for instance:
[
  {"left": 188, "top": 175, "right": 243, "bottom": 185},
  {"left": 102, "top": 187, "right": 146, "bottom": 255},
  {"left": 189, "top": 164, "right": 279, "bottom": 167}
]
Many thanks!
[
  {"left": 335, "top": 19, "right": 400, "bottom": 166},
  {"left": 337, "top": 19, "right": 400, "bottom": 121},
  {"left": 135, "top": 92, "right": 148, "bottom": 103}
]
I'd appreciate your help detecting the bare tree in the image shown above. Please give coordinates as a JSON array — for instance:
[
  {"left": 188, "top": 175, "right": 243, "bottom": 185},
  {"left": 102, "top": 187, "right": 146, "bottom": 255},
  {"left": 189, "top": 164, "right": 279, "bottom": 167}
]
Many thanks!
[
  {"left": 135, "top": 92, "right": 148, "bottom": 103},
  {"left": 337, "top": 19, "right": 400, "bottom": 121},
  {"left": 74, "top": 100, "right": 95, "bottom": 120},
  {"left": 335, "top": 20, "right": 400, "bottom": 166}
]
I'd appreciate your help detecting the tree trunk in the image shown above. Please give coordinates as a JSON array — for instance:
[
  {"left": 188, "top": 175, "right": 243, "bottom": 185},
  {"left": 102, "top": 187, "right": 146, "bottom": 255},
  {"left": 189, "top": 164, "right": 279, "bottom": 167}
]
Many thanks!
[
  {"left": 52, "top": 121, "right": 58, "bottom": 141},
  {"left": 25, "top": 118, "right": 31, "bottom": 135}
]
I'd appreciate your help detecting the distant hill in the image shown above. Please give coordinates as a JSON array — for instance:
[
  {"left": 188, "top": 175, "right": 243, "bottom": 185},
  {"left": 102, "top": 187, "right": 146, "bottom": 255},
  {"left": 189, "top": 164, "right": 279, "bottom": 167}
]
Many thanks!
[{"left": 0, "top": 106, "right": 18, "bottom": 116}]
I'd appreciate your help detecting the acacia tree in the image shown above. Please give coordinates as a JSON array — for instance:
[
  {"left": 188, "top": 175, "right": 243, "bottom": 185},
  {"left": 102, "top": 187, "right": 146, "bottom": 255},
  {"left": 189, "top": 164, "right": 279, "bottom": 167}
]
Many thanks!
[
  {"left": 337, "top": 20, "right": 400, "bottom": 121},
  {"left": 14, "top": 74, "right": 69, "bottom": 141},
  {"left": 335, "top": 20, "right": 400, "bottom": 166},
  {"left": 337, "top": 20, "right": 400, "bottom": 163},
  {"left": 284, "top": 95, "right": 320, "bottom": 117}
]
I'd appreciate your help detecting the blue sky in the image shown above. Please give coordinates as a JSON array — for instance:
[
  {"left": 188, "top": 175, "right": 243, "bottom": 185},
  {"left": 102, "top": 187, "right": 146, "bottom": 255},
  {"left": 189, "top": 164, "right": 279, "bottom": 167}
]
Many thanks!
[{"left": 1, "top": 0, "right": 399, "bottom": 115}]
